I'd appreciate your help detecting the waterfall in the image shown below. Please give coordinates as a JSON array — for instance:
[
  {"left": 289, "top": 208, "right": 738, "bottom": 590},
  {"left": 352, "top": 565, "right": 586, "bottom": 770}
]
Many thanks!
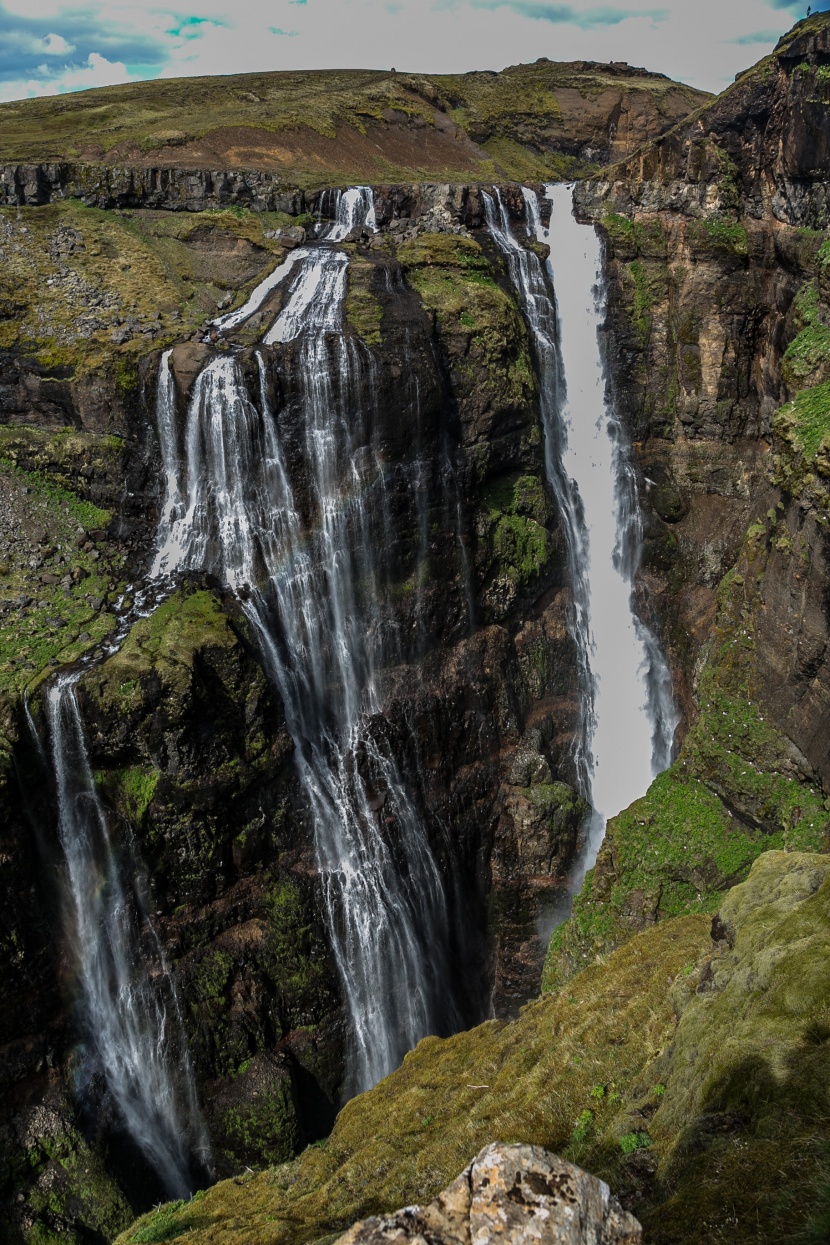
[
  {"left": 153, "top": 188, "right": 459, "bottom": 1093},
  {"left": 44, "top": 672, "right": 208, "bottom": 1197},
  {"left": 485, "top": 185, "right": 678, "bottom": 873}
]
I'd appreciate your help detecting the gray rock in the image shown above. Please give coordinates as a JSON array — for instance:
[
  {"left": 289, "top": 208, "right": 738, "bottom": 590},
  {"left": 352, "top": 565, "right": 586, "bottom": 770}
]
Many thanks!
[{"left": 335, "top": 1143, "right": 641, "bottom": 1245}]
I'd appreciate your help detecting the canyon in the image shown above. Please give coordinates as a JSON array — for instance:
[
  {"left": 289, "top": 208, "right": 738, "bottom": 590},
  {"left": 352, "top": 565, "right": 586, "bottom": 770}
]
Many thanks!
[{"left": 0, "top": 14, "right": 829, "bottom": 1245}]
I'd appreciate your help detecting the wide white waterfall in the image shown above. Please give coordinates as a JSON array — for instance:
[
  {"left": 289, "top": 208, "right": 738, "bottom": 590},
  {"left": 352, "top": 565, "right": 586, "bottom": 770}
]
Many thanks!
[
  {"left": 45, "top": 673, "right": 208, "bottom": 1196},
  {"left": 153, "top": 188, "right": 458, "bottom": 1092},
  {"left": 485, "top": 185, "right": 677, "bottom": 872}
]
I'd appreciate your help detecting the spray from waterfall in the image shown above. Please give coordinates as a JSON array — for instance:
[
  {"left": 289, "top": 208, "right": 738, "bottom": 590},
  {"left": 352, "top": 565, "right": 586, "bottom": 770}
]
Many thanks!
[
  {"left": 43, "top": 672, "right": 209, "bottom": 1197},
  {"left": 485, "top": 185, "right": 678, "bottom": 878},
  {"left": 153, "top": 187, "right": 461, "bottom": 1092}
]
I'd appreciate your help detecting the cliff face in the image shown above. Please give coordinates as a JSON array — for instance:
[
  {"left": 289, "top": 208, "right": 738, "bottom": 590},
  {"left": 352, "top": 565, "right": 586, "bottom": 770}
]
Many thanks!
[
  {"left": 540, "top": 14, "right": 830, "bottom": 988},
  {"left": 3, "top": 19, "right": 830, "bottom": 1245},
  {"left": 0, "top": 188, "right": 589, "bottom": 1241}
]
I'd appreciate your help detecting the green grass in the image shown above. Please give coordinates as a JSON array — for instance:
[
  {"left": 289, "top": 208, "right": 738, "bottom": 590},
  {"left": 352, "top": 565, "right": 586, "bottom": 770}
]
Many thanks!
[
  {"left": 774, "top": 381, "right": 830, "bottom": 499},
  {"left": 0, "top": 443, "right": 123, "bottom": 702},
  {"left": 117, "top": 850, "right": 830, "bottom": 1245},
  {"left": 687, "top": 217, "right": 748, "bottom": 258}
]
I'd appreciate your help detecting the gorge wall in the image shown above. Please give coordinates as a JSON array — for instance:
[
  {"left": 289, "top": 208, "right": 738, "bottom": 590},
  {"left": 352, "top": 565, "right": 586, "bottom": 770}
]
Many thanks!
[{"left": 0, "top": 180, "right": 590, "bottom": 1240}]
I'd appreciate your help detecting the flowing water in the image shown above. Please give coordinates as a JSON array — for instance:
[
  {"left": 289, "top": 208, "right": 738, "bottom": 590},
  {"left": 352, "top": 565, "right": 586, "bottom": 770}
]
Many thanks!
[
  {"left": 44, "top": 672, "right": 208, "bottom": 1197},
  {"left": 485, "top": 184, "right": 678, "bottom": 876},
  {"left": 153, "top": 187, "right": 459, "bottom": 1092}
]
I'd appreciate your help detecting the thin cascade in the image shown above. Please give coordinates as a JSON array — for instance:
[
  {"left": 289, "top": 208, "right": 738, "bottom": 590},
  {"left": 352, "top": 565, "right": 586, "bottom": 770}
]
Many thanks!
[
  {"left": 153, "top": 188, "right": 459, "bottom": 1092},
  {"left": 483, "top": 187, "right": 594, "bottom": 793},
  {"left": 43, "top": 672, "right": 209, "bottom": 1197},
  {"left": 485, "top": 184, "right": 678, "bottom": 873}
]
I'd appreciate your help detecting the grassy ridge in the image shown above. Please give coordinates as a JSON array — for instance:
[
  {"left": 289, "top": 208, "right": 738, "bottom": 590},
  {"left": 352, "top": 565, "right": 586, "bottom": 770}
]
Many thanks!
[{"left": 0, "top": 61, "right": 708, "bottom": 186}]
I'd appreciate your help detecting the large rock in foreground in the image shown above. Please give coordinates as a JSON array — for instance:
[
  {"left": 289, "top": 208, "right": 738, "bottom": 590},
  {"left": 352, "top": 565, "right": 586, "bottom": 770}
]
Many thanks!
[{"left": 337, "top": 1143, "right": 641, "bottom": 1245}]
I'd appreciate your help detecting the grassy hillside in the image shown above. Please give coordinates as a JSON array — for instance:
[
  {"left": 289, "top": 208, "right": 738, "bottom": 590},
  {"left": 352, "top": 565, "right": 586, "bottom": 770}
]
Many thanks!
[
  {"left": 0, "top": 61, "right": 709, "bottom": 187},
  {"left": 118, "top": 850, "right": 830, "bottom": 1245}
]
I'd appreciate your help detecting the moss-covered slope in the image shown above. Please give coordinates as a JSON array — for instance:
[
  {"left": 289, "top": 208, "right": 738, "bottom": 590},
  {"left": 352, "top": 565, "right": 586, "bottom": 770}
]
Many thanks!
[{"left": 117, "top": 849, "right": 830, "bottom": 1245}]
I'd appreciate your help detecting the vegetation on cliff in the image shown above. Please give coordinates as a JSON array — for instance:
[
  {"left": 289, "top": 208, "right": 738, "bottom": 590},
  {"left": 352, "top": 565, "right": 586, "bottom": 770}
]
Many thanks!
[{"left": 543, "top": 510, "right": 830, "bottom": 992}]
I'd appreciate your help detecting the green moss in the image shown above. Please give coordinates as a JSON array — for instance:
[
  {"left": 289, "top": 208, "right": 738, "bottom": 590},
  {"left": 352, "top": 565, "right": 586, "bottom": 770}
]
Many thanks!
[
  {"left": 783, "top": 282, "right": 830, "bottom": 388},
  {"left": 98, "top": 765, "right": 160, "bottom": 822},
  {"left": 602, "top": 213, "right": 667, "bottom": 260},
  {"left": 222, "top": 1087, "right": 301, "bottom": 1169},
  {"left": 1, "top": 1117, "right": 135, "bottom": 1245},
  {"left": 774, "top": 381, "right": 830, "bottom": 503},
  {"left": 687, "top": 217, "right": 748, "bottom": 259},
  {"left": 345, "top": 257, "right": 383, "bottom": 347},
  {"left": 627, "top": 260, "right": 657, "bottom": 343},
  {"left": 477, "top": 472, "right": 553, "bottom": 593},
  {"left": 0, "top": 432, "right": 113, "bottom": 530},
  {"left": 131, "top": 1203, "right": 191, "bottom": 1243}
]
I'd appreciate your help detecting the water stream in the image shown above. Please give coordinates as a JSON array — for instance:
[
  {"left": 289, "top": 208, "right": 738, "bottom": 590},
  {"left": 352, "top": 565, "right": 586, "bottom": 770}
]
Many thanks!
[
  {"left": 44, "top": 673, "right": 209, "bottom": 1197},
  {"left": 154, "top": 187, "right": 459, "bottom": 1092},
  {"left": 485, "top": 184, "right": 678, "bottom": 878}
]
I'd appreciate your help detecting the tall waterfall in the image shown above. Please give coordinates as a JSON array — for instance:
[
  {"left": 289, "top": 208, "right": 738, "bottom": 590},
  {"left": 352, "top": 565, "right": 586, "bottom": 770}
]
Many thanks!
[
  {"left": 153, "top": 188, "right": 459, "bottom": 1092},
  {"left": 485, "top": 185, "right": 678, "bottom": 871},
  {"left": 44, "top": 673, "right": 208, "bottom": 1197}
]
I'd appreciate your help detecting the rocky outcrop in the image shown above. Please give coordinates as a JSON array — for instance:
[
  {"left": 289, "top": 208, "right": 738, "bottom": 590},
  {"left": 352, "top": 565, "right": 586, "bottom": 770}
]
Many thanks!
[
  {"left": 575, "top": 15, "right": 830, "bottom": 228},
  {"left": 337, "top": 1144, "right": 641, "bottom": 1245}
]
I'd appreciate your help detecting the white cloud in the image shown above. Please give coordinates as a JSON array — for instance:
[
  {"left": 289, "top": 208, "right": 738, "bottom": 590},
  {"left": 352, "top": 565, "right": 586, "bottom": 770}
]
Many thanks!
[
  {"left": 0, "top": 0, "right": 819, "bottom": 99},
  {"left": 40, "top": 31, "right": 75, "bottom": 55},
  {"left": 0, "top": 51, "right": 132, "bottom": 102}
]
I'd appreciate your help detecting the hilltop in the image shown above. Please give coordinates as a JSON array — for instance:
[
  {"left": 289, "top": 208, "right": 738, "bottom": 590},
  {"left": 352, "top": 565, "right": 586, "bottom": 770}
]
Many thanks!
[{"left": 0, "top": 60, "right": 708, "bottom": 188}]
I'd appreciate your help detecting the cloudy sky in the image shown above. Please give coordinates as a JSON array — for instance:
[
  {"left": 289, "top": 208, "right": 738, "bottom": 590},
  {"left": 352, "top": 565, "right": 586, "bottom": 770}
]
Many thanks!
[{"left": 0, "top": 0, "right": 825, "bottom": 104}]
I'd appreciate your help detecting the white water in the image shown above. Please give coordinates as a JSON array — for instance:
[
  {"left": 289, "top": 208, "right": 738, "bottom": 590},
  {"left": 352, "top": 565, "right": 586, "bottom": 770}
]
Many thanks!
[
  {"left": 485, "top": 185, "right": 678, "bottom": 871},
  {"left": 45, "top": 673, "right": 208, "bottom": 1196},
  {"left": 153, "top": 188, "right": 458, "bottom": 1092},
  {"left": 212, "top": 186, "right": 376, "bottom": 333}
]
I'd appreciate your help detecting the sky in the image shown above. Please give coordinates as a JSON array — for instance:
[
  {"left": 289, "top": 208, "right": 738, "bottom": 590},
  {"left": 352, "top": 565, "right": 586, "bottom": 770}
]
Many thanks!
[{"left": 0, "top": 0, "right": 826, "bottom": 104}]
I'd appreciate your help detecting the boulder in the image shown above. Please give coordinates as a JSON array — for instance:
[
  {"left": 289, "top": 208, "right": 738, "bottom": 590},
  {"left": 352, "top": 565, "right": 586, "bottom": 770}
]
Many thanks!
[{"left": 336, "top": 1143, "right": 641, "bottom": 1245}]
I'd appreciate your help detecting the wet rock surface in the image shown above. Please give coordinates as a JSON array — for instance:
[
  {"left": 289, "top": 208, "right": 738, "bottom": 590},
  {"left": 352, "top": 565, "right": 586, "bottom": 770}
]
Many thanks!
[{"left": 336, "top": 1144, "right": 641, "bottom": 1245}]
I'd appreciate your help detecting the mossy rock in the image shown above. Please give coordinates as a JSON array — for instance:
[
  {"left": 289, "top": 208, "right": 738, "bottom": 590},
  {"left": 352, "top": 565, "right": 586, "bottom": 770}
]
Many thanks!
[
  {"left": 474, "top": 472, "right": 554, "bottom": 618},
  {"left": 397, "top": 233, "right": 537, "bottom": 427},
  {"left": 118, "top": 909, "right": 712, "bottom": 1245}
]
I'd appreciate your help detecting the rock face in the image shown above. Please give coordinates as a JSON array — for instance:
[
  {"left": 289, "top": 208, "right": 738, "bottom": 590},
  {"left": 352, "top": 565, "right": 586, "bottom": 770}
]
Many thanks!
[
  {"left": 337, "top": 1144, "right": 642, "bottom": 1245},
  {"left": 577, "top": 15, "right": 830, "bottom": 228}
]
